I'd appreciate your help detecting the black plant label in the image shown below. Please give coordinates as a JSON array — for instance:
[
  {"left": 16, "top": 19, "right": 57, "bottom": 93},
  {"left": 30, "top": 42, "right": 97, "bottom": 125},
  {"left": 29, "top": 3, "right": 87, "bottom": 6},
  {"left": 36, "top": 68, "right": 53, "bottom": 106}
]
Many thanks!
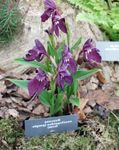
[{"left": 25, "top": 114, "right": 78, "bottom": 137}]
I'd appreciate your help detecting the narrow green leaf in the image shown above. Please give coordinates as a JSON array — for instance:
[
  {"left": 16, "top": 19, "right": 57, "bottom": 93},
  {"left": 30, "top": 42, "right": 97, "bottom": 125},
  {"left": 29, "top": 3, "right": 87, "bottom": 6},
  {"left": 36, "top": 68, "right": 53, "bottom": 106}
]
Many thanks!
[
  {"left": 74, "top": 69, "right": 100, "bottom": 80},
  {"left": 15, "top": 58, "right": 48, "bottom": 72},
  {"left": 54, "top": 93, "right": 64, "bottom": 114},
  {"left": 71, "top": 37, "right": 82, "bottom": 52},
  {"left": 47, "top": 41, "right": 57, "bottom": 58},
  {"left": 73, "top": 79, "right": 79, "bottom": 93},
  {"left": 56, "top": 42, "right": 64, "bottom": 63},
  {"left": 69, "top": 97, "right": 80, "bottom": 107},
  {"left": 8, "top": 79, "right": 28, "bottom": 90},
  {"left": 39, "top": 90, "right": 51, "bottom": 107}
]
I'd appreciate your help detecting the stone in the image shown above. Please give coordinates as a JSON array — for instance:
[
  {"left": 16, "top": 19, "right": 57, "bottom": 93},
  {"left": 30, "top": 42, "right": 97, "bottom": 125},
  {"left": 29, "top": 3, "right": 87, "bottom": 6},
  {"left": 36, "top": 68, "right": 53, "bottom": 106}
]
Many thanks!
[
  {"left": 7, "top": 109, "right": 19, "bottom": 118},
  {"left": 84, "top": 107, "right": 93, "bottom": 114},
  {"left": 32, "top": 104, "right": 46, "bottom": 115},
  {"left": 0, "top": 0, "right": 103, "bottom": 74},
  {"left": 86, "top": 77, "right": 99, "bottom": 91},
  {"left": 102, "top": 66, "right": 113, "bottom": 82},
  {"left": 88, "top": 100, "right": 96, "bottom": 108}
]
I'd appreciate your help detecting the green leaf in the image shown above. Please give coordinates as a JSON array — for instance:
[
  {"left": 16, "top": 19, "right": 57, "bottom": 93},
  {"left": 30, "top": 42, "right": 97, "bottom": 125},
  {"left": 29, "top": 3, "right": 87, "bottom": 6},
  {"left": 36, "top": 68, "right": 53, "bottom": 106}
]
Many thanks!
[
  {"left": 73, "top": 79, "right": 79, "bottom": 93},
  {"left": 56, "top": 42, "right": 65, "bottom": 63},
  {"left": 15, "top": 58, "right": 48, "bottom": 72},
  {"left": 71, "top": 37, "right": 82, "bottom": 52},
  {"left": 74, "top": 69, "right": 100, "bottom": 80},
  {"left": 47, "top": 41, "right": 57, "bottom": 58},
  {"left": 8, "top": 79, "right": 28, "bottom": 90},
  {"left": 54, "top": 93, "right": 64, "bottom": 114},
  {"left": 39, "top": 90, "right": 51, "bottom": 107},
  {"left": 69, "top": 97, "right": 80, "bottom": 107}
]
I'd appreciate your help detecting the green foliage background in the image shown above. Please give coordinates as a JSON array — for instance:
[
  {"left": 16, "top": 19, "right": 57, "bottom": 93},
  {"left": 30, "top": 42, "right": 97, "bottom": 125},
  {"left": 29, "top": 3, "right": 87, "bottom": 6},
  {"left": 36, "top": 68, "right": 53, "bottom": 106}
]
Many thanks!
[
  {"left": 66, "top": 0, "right": 119, "bottom": 41},
  {"left": 0, "top": 0, "right": 22, "bottom": 44}
]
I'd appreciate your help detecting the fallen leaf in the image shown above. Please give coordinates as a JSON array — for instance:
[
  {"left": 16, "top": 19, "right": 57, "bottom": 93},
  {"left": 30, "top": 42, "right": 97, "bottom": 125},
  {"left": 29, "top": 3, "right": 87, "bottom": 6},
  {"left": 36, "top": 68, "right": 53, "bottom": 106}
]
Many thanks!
[
  {"left": 78, "top": 110, "right": 87, "bottom": 120},
  {"left": 17, "top": 88, "right": 29, "bottom": 100},
  {"left": 85, "top": 90, "right": 110, "bottom": 105},
  {"left": 32, "top": 104, "right": 47, "bottom": 115},
  {"left": 96, "top": 71, "right": 107, "bottom": 84},
  {"left": 104, "top": 96, "right": 119, "bottom": 110},
  {"left": 79, "top": 98, "right": 89, "bottom": 110}
]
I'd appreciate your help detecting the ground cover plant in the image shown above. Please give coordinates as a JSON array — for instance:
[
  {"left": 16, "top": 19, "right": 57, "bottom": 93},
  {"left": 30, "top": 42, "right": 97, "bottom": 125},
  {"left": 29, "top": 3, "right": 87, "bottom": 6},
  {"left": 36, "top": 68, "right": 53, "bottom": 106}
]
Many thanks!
[
  {"left": 66, "top": 0, "right": 119, "bottom": 41},
  {"left": 0, "top": 113, "right": 119, "bottom": 149},
  {"left": 0, "top": 0, "right": 22, "bottom": 44},
  {"left": 9, "top": 0, "right": 102, "bottom": 116}
]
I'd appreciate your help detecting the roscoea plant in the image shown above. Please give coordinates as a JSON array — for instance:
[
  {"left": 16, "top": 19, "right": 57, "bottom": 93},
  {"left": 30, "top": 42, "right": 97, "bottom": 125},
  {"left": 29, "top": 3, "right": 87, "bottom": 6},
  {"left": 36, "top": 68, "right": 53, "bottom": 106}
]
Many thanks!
[{"left": 9, "top": 0, "right": 102, "bottom": 116}]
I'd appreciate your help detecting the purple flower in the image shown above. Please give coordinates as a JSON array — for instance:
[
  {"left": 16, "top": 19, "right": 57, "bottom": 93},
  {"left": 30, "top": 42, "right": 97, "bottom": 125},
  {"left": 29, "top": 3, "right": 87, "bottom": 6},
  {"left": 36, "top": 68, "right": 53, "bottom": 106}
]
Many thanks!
[
  {"left": 51, "top": 11, "right": 67, "bottom": 36},
  {"left": 62, "top": 45, "right": 77, "bottom": 73},
  {"left": 41, "top": 0, "right": 56, "bottom": 22},
  {"left": 41, "top": 0, "right": 67, "bottom": 36},
  {"left": 25, "top": 39, "right": 47, "bottom": 61},
  {"left": 56, "top": 65, "right": 73, "bottom": 89},
  {"left": 28, "top": 69, "right": 49, "bottom": 97},
  {"left": 79, "top": 39, "right": 102, "bottom": 65}
]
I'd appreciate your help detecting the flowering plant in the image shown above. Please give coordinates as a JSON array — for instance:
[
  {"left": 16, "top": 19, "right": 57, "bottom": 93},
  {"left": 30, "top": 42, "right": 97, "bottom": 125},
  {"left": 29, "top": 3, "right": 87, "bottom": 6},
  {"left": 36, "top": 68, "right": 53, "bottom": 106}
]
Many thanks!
[{"left": 9, "top": 0, "right": 101, "bottom": 116}]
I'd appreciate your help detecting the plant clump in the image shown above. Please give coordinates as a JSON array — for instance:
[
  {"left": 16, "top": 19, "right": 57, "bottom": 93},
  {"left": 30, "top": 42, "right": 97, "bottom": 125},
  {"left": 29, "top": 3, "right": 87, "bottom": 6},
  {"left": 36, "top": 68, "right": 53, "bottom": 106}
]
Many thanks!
[{"left": 9, "top": 0, "right": 102, "bottom": 116}]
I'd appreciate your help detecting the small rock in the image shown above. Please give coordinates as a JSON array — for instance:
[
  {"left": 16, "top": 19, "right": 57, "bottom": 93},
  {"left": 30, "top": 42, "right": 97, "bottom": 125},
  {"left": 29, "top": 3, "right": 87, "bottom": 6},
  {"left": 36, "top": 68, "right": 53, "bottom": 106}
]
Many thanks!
[
  {"left": 88, "top": 100, "right": 96, "bottom": 108},
  {"left": 102, "top": 83, "right": 115, "bottom": 93},
  {"left": 7, "top": 109, "right": 19, "bottom": 118},
  {"left": 86, "top": 77, "right": 99, "bottom": 91},
  {"left": 84, "top": 107, "right": 93, "bottom": 114},
  {"left": 90, "top": 76, "right": 99, "bottom": 84},
  {"left": 111, "top": 77, "right": 117, "bottom": 82},
  {"left": 0, "top": 110, "right": 4, "bottom": 118},
  {"left": 32, "top": 105, "right": 47, "bottom": 115},
  {"left": 86, "top": 82, "right": 98, "bottom": 90},
  {"left": 6, "top": 98, "right": 12, "bottom": 104},
  {"left": 80, "top": 85, "right": 87, "bottom": 96},
  {"left": 103, "top": 66, "right": 113, "bottom": 82},
  {"left": 0, "top": 81, "right": 6, "bottom": 93}
]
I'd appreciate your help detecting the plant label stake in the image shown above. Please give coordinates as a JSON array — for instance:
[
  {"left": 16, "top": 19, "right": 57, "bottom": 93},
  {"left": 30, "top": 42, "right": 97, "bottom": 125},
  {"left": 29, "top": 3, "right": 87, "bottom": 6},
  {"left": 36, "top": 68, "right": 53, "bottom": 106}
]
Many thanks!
[
  {"left": 96, "top": 42, "right": 119, "bottom": 61},
  {"left": 25, "top": 114, "right": 78, "bottom": 137}
]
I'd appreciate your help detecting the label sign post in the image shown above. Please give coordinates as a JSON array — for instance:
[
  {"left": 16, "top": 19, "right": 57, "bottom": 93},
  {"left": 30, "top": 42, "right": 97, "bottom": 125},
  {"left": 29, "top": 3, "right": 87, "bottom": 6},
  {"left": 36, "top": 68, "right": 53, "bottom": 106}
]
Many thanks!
[
  {"left": 96, "top": 42, "right": 119, "bottom": 61},
  {"left": 25, "top": 115, "right": 78, "bottom": 137}
]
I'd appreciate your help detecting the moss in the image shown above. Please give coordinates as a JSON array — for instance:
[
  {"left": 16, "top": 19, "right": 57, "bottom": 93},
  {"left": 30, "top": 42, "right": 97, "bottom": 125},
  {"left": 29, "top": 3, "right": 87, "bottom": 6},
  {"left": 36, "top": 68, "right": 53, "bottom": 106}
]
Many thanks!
[{"left": 0, "top": 114, "right": 119, "bottom": 150}]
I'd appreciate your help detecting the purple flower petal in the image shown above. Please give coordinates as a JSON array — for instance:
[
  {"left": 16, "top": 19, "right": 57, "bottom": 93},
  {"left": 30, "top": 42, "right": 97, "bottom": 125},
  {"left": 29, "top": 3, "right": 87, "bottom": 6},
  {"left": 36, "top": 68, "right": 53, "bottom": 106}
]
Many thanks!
[
  {"left": 35, "top": 39, "right": 46, "bottom": 54},
  {"left": 41, "top": 8, "right": 53, "bottom": 22},
  {"left": 62, "top": 45, "right": 77, "bottom": 73},
  {"left": 85, "top": 48, "right": 102, "bottom": 63},
  {"left": 83, "top": 39, "right": 95, "bottom": 51},
  {"left": 68, "top": 58, "right": 77, "bottom": 74},
  {"left": 64, "top": 75, "right": 73, "bottom": 85},
  {"left": 59, "top": 18, "right": 67, "bottom": 34},
  {"left": 44, "top": 0, "right": 56, "bottom": 10},
  {"left": 28, "top": 78, "right": 42, "bottom": 97},
  {"left": 79, "top": 39, "right": 102, "bottom": 66},
  {"left": 56, "top": 65, "right": 73, "bottom": 89},
  {"left": 24, "top": 39, "right": 47, "bottom": 62},
  {"left": 25, "top": 49, "right": 39, "bottom": 61},
  {"left": 41, "top": 0, "right": 56, "bottom": 22},
  {"left": 28, "top": 69, "right": 49, "bottom": 97}
]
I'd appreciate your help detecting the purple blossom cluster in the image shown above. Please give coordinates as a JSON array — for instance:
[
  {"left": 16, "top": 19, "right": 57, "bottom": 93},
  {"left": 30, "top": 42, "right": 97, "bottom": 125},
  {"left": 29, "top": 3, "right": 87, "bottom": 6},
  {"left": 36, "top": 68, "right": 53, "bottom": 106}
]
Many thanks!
[
  {"left": 41, "top": 0, "right": 67, "bottom": 36},
  {"left": 24, "top": 0, "right": 101, "bottom": 97},
  {"left": 79, "top": 39, "right": 101, "bottom": 66}
]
